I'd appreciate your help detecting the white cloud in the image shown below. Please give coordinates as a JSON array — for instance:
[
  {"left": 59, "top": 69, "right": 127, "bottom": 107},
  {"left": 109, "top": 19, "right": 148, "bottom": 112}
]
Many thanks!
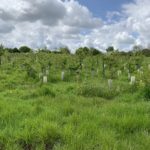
[
  {"left": 0, "top": 0, "right": 150, "bottom": 52},
  {"left": 121, "top": 0, "right": 150, "bottom": 48},
  {"left": 82, "top": 0, "right": 150, "bottom": 51},
  {"left": 19, "top": 0, "right": 66, "bottom": 26},
  {"left": 63, "top": 0, "right": 102, "bottom": 28},
  {"left": 114, "top": 32, "right": 135, "bottom": 49}
]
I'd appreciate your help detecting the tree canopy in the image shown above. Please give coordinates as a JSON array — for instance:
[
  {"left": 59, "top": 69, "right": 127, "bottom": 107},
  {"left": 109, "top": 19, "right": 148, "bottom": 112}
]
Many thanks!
[{"left": 19, "top": 46, "right": 32, "bottom": 53}]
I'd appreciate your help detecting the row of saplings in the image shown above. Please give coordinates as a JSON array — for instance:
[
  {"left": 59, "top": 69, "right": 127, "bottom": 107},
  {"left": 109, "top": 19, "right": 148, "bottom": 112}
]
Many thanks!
[{"left": 22, "top": 57, "right": 150, "bottom": 101}]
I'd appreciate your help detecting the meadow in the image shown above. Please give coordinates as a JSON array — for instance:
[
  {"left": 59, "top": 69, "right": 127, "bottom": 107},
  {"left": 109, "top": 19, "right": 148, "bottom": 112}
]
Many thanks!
[{"left": 0, "top": 51, "right": 150, "bottom": 150}]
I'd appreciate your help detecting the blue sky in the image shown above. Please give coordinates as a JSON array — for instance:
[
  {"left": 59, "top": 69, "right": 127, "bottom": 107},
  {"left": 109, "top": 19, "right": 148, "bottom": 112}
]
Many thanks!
[{"left": 78, "top": 0, "right": 133, "bottom": 19}]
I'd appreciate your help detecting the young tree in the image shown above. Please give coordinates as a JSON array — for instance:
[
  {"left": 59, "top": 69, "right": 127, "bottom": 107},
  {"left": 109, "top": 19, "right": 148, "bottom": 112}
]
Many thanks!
[
  {"left": 89, "top": 47, "right": 102, "bottom": 55},
  {"left": 59, "top": 47, "right": 71, "bottom": 54},
  {"left": 141, "top": 48, "right": 150, "bottom": 57},
  {"left": 132, "top": 45, "right": 143, "bottom": 52},
  {"left": 13, "top": 48, "right": 20, "bottom": 53},
  {"left": 75, "top": 47, "right": 90, "bottom": 56},
  {"left": 0, "top": 44, "right": 5, "bottom": 65},
  {"left": 106, "top": 46, "right": 114, "bottom": 53}
]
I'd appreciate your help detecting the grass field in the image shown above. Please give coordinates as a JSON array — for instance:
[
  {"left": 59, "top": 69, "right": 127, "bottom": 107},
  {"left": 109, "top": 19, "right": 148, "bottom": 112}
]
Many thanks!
[{"left": 0, "top": 53, "right": 150, "bottom": 150}]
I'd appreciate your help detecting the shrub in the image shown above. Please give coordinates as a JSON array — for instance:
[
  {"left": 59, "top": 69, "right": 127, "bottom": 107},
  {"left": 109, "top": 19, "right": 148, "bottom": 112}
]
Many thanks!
[
  {"left": 59, "top": 47, "right": 71, "bottom": 54},
  {"left": 0, "top": 134, "right": 6, "bottom": 150},
  {"left": 38, "top": 86, "right": 56, "bottom": 97},
  {"left": 38, "top": 123, "right": 62, "bottom": 150},
  {"left": 128, "top": 83, "right": 139, "bottom": 93},
  {"left": 19, "top": 46, "right": 32, "bottom": 53},
  {"left": 143, "top": 84, "right": 150, "bottom": 101},
  {"left": 23, "top": 63, "right": 37, "bottom": 79},
  {"left": 16, "top": 128, "right": 37, "bottom": 150},
  {"left": 26, "top": 67, "right": 37, "bottom": 79},
  {"left": 49, "top": 75, "right": 60, "bottom": 83},
  {"left": 78, "top": 84, "right": 119, "bottom": 99}
]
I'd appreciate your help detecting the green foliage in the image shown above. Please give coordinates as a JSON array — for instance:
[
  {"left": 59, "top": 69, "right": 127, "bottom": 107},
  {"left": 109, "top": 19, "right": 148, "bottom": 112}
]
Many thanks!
[
  {"left": 19, "top": 46, "right": 32, "bottom": 53},
  {"left": 78, "top": 84, "right": 119, "bottom": 99},
  {"left": 132, "top": 45, "right": 143, "bottom": 52},
  {"left": 106, "top": 46, "right": 114, "bottom": 53},
  {"left": 13, "top": 48, "right": 20, "bottom": 53},
  {"left": 38, "top": 123, "right": 62, "bottom": 149},
  {"left": 142, "top": 48, "right": 150, "bottom": 57},
  {"left": 59, "top": 47, "right": 71, "bottom": 54},
  {"left": 0, "top": 50, "right": 149, "bottom": 150},
  {"left": 102, "top": 54, "right": 119, "bottom": 79},
  {"left": 89, "top": 47, "right": 102, "bottom": 55},
  {"left": 23, "top": 63, "right": 37, "bottom": 79},
  {"left": 38, "top": 86, "right": 56, "bottom": 97},
  {"left": 75, "top": 47, "right": 90, "bottom": 56},
  {"left": 143, "top": 85, "right": 150, "bottom": 100},
  {"left": 0, "top": 44, "right": 5, "bottom": 56},
  {"left": 7, "top": 47, "right": 20, "bottom": 53},
  {"left": 38, "top": 48, "right": 51, "bottom": 53}
]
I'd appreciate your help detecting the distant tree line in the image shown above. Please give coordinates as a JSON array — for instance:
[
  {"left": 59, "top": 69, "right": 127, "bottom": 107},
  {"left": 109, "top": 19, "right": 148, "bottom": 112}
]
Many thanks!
[
  {"left": 0, "top": 44, "right": 150, "bottom": 57},
  {"left": 6, "top": 46, "right": 32, "bottom": 53}
]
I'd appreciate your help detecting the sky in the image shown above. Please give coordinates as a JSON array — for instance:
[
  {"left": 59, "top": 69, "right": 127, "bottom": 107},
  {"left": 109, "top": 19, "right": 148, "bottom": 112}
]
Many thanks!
[
  {"left": 0, "top": 0, "right": 150, "bottom": 52},
  {"left": 78, "top": 0, "right": 132, "bottom": 19}
]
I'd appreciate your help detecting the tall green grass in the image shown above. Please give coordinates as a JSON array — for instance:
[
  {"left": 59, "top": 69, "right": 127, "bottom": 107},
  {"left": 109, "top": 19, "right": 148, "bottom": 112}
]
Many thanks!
[{"left": 0, "top": 53, "right": 149, "bottom": 149}]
